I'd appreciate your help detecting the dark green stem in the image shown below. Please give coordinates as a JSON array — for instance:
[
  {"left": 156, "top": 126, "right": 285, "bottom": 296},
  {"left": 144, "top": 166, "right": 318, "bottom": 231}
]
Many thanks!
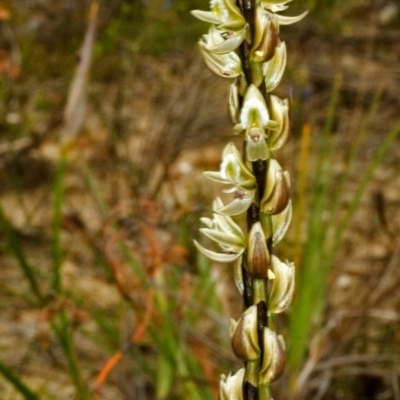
[{"left": 236, "top": 1, "right": 272, "bottom": 399}]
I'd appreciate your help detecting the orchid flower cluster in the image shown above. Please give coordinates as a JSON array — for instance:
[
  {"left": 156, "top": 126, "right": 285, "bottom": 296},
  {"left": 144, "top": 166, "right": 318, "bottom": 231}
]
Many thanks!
[{"left": 192, "top": 1, "right": 306, "bottom": 399}]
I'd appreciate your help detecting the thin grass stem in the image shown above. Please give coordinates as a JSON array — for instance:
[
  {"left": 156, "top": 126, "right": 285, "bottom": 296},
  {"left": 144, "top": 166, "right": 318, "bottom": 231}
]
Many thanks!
[
  {"left": 51, "top": 156, "right": 67, "bottom": 293},
  {"left": 0, "top": 205, "right": 43, "bottom": 303}
]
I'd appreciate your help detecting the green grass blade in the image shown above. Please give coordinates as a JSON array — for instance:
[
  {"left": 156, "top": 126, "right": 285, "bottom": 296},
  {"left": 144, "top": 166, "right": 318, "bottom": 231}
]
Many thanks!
[
  {"left": 327, "top": 118, "right": 400, "bottom": 262},
  {"left": 51, "top": 156, "right": 67, "bottom": 293},
  {"left": 0, "top": 360, "right": 40, "bottom": 400},
  {"left": 325, "top": 89, "right": 383, "bottom": 230},
  {"left": 308, "top": 74, "right": 341, "bottom": 235},
  {"left": 79, "top": 162, "right": 110, "bottom": 217},
  {"left": 0, "top": 205, "right": 43, "bottom": 303},
  {"left": 79, "top": 162, "right": 144, "bottom": 278},
  {"left": 51, "top": 310, "right": 90, "bottom": 400},
  {"left": 288, "top": 76, "right": 341, "bottom": 374},
  {"left": 289, "top": 103, "right": 400, "bottom": 380}
]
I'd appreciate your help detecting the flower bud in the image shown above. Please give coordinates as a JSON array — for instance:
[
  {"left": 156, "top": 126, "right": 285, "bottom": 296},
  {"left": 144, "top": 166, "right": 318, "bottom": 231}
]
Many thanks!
[
  {"left": 260, "top": 200, "right": 292, "bottom": 245},
  {"left": 259, "top": 328, "right": 286, "bottom": 385},
  {"left": 268, "top": 95, "right": 289, "bottom": 150},
  {"left": 247, "top": 222, "right": 271, "bottom": 278},
  {"left": 220, "top": 368, "right": 245, "bottom": 400},
  {"left": 268, "top": 255, "right": 295, "bottom": 314},
  {"left": 204, "top": 143, "right": 256, "bottom": 216},
  {"left": 230, "top": 305, "right": 260, "bottom": 360},
  {"left": 251, "top": 6, "right": 279, "bottom": 63},
  {"left": 261, "top": 160, "right": 290, "bottom": 215},
  {"left": 263, "top": 41, "right": 287, "bottom": 92}
]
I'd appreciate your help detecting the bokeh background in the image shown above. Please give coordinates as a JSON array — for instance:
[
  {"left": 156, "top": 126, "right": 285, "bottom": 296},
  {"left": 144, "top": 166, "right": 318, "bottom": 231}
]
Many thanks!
[{"left": 1, "top": 0, "right": 400, "bottom": 399}]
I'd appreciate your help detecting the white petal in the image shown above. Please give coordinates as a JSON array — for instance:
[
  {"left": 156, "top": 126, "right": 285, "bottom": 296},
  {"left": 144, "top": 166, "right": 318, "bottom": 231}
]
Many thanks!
[
  {"left": 200, "top": 227, "right": 245, "bottom": 251},
  {"left": 220, "top": 153, "right": 240, "bottom": 181},
  {"left": 200, "top": 45, "right": 242, "bottom": 78},
  {"left": 240, "top": 98, "right": 270, "bottom": 128},
  {"left": 215, "top": 196, "right": 254, "bottom": 216},
  {"left": 277, "top": 10, "right": 308, "bottom": 25},
  {"left": 200, "top": 217, "right": 214, "bottom": 229},
  {"left": 194, "top": 240, "right": 244, "bottom": 263},
  {"left": 191, "top": 10, "right": 221, "bottom": 24},
  {"left": 203, "top": 171, "right": 228, "bottom": 184},
  {"left": 206, "top": 32, "right": 245, "bottom": 54},
  {"left": 223, "top": 0, "right": 245, "bottom": 21}
]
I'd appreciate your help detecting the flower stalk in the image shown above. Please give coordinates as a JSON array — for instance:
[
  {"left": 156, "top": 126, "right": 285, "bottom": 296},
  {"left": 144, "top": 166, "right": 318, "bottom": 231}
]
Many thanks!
[{"left": 192, "top": 1, "right": 306, "bottom": 398}]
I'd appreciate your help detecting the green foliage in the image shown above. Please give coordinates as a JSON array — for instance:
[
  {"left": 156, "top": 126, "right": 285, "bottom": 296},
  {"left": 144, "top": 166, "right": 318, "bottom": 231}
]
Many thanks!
[
  {"left": 96, "top": 0, "right": 206, "bottom": 60},
  {"left": 287, "top": 80, "right": 400, "bottom": 377},
  {"left": 51, "top": 156, "right": 67, "bottom": 293},
  {"left": 0, "top": 205, "right": 43, "bottom": 304},
  {"left": 0, "top": 360, "right": 40, "bottom": 400}
]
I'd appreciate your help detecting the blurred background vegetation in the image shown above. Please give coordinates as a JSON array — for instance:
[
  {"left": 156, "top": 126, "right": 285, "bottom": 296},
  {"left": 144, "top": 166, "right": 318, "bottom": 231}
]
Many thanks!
[{"left": 1, "top": 0, "right": 400, "bottom": 399}]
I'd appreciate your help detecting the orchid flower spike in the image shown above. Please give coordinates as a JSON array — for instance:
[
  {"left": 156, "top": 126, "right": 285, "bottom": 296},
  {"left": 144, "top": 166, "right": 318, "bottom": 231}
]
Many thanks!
[
  {"left": 194, "top": 197, "right": 246, "bottom": 263},
  {"left": 199, "top": 28, "right": 243, "bottom": 78},
  {"left": 204, "top": 143, "right": 256, "bottom": 215},
  {"left": 234, "top": 84, "right": 277, "bottom": 161}
]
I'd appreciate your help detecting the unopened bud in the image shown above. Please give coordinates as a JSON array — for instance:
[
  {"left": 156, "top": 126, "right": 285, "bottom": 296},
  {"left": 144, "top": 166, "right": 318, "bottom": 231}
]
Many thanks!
[
  {"left": 220, "top": 368, "right": 245, "bottom": 400},
  {"left": 264, "top": 41, "right": 287, "bottom": 93},
  {"left": 261, "top": 161, "right": 290, "bottom": 215},
  {"left": 248, "top": 222, "right": 271, "bottom": 278},
  {"left": 251, "top": 6, "right": 279, "bottom": 63},
  {"left": 268, "top": 96, "right": 289, "bottom": 150},
  {"left": 259, "top": 199, "right": 292, "bottom": 245},
  {"left": 260, "top": 328, "right": 286, "bottom": 385},
  {"left": 268, "top": 255, "right": 295, "bottom": 314},
  {"left": 230, "top": 305, "right": 260, "bottom": 361}
]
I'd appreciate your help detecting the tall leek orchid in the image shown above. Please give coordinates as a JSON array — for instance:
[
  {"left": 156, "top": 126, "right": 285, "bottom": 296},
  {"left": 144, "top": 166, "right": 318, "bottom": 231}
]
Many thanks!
[
  {"left": 194, "top": 197, "right": 246, "bottom": 263},
  {"left": 191, "top": 0, "right": 306, "bottom": 397},
  {"left": 204, "top": 143, "right": 256, "bottom": 215},
  {"left": 199, "top": 28, "right": 243, "bottom": 79},
  {"left": 191, "top": 0, "right": 247, "bottom": 53},
  {"left": 234, "top": 85, "right": 277, "bottom": 161}
]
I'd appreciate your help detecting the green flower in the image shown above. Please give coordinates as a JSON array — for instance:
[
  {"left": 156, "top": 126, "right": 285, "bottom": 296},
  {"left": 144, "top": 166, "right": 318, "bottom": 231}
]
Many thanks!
[
  {"left": 230, "top": 305, "right": 260, "bottom": 360},
  {"left": 194, "top": 197, "right": 246, "bottom": 263},
  {"left": 268, "top": 256, "right": 295, "bottom": 314},
  {"left": 263, "top": 41, "right": 287, "bottom": 92},
  {"left": 192, "top": 0, "right": 247, "bottom": 54},
  {"left": 204, "top": 143, "right": 256, "bottom": 215},
  {"left": 247, "top": 222, "right": 271, "bottom": 277},
  {"left": 220, "top": 367, "right": 245, "bottom": 400},
  {"left": 234, "top": 85, "right": 277, "bottom": 161},
  {"left": 260, "top": 0, "right": 308, "bottom": 25},
  {"left": 260, "top": 158, "right": 290, "bottom": 215},
  {"left": 260, "top": 328, "right": 286, "bottom": 384},
  {"left": 199, "top": 28, "right": 243, "bottom": 78},
  {"left": 268, "top": 95, "right": 289, "bottom": 150},
  {"left": 191, "top": 0, "right": 246, "bottom": 33}
]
